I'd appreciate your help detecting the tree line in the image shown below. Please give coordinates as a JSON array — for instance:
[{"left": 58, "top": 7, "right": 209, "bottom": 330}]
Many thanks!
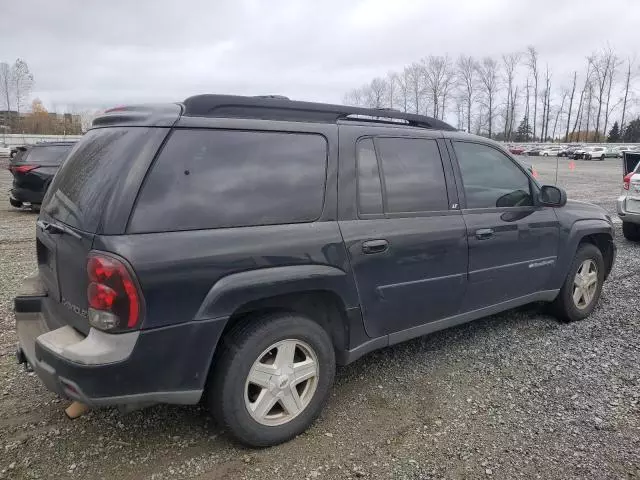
[{"left": 343, "top": 46, "right": 640, "bottom": 143}]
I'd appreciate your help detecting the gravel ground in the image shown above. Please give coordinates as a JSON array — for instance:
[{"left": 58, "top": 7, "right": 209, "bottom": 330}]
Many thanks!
[{"left": 0, "top": 156, "right": 638, "bottom": 479}]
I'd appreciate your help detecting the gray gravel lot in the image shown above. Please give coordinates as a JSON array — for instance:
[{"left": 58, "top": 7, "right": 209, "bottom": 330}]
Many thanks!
[{"left": 0, "top": 156, "right": 638, "bottom": 479}]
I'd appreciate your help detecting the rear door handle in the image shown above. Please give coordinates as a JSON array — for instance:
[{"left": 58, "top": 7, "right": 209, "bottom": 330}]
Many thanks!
[
  {"left": 362, "top": 239, "right": 389, "bottom": 254},
  {"left": 475, "top": 228, "right": 494, "bottom": 240}
]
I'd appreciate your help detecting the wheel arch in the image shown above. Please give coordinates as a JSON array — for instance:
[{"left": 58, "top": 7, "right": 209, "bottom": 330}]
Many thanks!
[{"left": 554, "top": 220, "right": 615, "bottom": 287}]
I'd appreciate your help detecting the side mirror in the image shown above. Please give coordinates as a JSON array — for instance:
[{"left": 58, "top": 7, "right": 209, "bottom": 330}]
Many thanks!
[{"left": 539, "top": 185, "right": 567, "bottom": 207}]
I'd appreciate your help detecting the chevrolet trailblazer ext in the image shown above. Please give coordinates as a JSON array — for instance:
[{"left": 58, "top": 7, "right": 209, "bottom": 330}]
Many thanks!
[{"left": 15, "top": 95, "right": 615, "bottom": 446}]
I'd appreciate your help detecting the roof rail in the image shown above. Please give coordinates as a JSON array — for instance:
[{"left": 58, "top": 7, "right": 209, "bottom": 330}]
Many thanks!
[{"left": 182, "top": 94, "right": 455, "bottom": 131}]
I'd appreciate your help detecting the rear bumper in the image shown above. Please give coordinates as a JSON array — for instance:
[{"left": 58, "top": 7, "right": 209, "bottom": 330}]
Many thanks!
[
  {"left": 617, "top": 195, "right": 640, "bottom": 225},
  {"left": 10, "top": 186, "right": 45, "bottom": 204},
  {"left": 15, "top": 275, "right": 227, "bottom": 407}
]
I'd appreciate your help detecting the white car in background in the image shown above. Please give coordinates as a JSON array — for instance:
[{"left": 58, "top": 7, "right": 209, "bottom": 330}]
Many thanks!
[
  {"left": 538, "top": 147, "right": 561, "bottom": 156},
  {"left": 0, "top": 144, "right": 11, "bottom": 157}
]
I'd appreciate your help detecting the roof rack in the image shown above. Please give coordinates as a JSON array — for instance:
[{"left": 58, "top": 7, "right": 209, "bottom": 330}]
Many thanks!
[{"left": 182, "top": 94, "right": 455, "bottom": 131}]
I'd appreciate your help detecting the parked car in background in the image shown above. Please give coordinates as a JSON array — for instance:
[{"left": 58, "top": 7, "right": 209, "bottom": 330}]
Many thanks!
[
  {"left": 570, "top": 147, "right": 588, "bottom": 159},
  {"left": 0, "top": 143, "right": 10, "bottom": 157},
  {"left": 584, "top": 146, "right": 607, "bottom": 161},
  {"left": 508, "top": 146, "right": 525, "bottom": 155},
  {"left": 539, "top": 147, "right": 561, "bottom": 156},
  {"left": 618, "top": 152, "right": 640, "bottom": 240},
  {"left": 615, "top": 146, "right": 635, "bottom": 158},
  {"left": 8, "top": 141, "right": 76, "bottom": 210},
  {"left": 14, "top": 95, "right": 615, "bottom": 447},
  {"left": 525, "top": 147, "right": 542, "bottom": 156},
  {"left": 10, "top": 145, "right": 27, "bottom": 159}
]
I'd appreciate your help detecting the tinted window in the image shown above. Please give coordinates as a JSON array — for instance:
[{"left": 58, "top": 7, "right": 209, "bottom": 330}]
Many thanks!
[
  {"left": 356, "top": 138, "right": 383, "bottom": 214},
  {"left": 43, "top": 127, "right": 164, "bottom": 232},
  {"left": 130, "top": 129, "right": 327, "bottom": 232},
  {"left": 376, "top": 137, "right": 448, "bottom": 213},
  {"left": 454, "top": 141, "right": 533, "bottom": 209},
  {"left": 25, "top": 145, "right": 73, "bottom": 165}
]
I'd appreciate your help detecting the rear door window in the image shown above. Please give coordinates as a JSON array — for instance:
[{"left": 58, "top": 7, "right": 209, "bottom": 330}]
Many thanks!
[
  {"left": 376, "top": 137, "right": 449, "bottom": 213},
  {"left": 129, "top": 129, "right": 328, "bottom": 232}
]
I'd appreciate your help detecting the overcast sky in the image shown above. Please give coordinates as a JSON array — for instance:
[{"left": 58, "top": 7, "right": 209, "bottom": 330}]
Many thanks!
[{"left": 1, "top": 0, "right": 639, "bottom": 112}]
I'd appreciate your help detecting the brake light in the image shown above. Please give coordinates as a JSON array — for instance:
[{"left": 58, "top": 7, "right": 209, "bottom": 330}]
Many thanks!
[
  {"left": 87, "top": 253, "right": 142, "bottom": 331},
  {"left": 9, "top": 165, "right": 39, "bottom": 174},
  {"left": 623, "top": 173, "right": 633, "bottom": 190}
]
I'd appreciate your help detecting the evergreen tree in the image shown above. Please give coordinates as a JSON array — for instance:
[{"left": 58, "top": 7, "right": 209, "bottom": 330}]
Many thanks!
[
  {"left": 622, "top": 118, "right": 640, "bottom": 143},
  {"left": 514, "top": 116, "right": 532, "bottom": 142},
  {"left": 607, "top": 121, "right": 620, "bottom": 143}
]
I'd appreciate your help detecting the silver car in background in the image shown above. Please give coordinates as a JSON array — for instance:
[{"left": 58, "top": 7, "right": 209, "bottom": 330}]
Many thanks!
[{"left": 618, "top": 152, "right": 640, "bottom": 241}]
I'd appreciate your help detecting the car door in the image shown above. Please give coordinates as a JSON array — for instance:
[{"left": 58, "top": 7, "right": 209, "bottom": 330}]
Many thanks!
[
  {"left": 447, "top": 140, "right": 560, "bottom": 312},
  {"left": 338, "top": 125, "right": 468, "bottom": 339}
]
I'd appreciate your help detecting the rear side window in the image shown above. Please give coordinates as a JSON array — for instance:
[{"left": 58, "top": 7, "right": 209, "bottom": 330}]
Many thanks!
[
  {"left": 24, "top": 145, "right": 73, "bottom": 165},
  {"left": 43, "top": 127, "right": 164, "bottom": 232},
  {"left": 129, "top": 129, "right": 327, "bottom": 232},
  {"left": 376, "top": 137, "right": 448, "bottom": 213},
  {"left": 356, "top": 138, "right": 383, "bottom": 214}
]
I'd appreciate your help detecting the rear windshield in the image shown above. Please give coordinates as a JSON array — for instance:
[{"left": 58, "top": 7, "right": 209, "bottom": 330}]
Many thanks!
[
  {"left": 42, "top": 127, "right": 162, "bottom": 232},
  {"left": 22, "top": 145, "right": 73, "bottom": 165}
]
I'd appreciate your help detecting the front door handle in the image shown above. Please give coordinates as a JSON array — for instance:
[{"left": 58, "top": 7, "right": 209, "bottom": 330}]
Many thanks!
[
  {"left": 475, "top": 228, "right": 494, "bottom": 240},
  {"left": 362, "top": 239, "right": 389, "bottom": 254}
]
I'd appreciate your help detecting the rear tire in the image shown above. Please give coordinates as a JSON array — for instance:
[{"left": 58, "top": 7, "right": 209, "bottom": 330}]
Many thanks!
[
  {"left": 9, "top": 198, "right": 22, "bottom": 208},
  {"left": 551, "top": 243, "right": 604, "bottom": 322},
  {"left": 622, "top": 222, "right": 640, "bottom": 241},
  {"left": 208, "top": 312, "right": 335, "bottom": 447},
  {"left": 599, "top": 155, "right": 605, "bottom": 161}
]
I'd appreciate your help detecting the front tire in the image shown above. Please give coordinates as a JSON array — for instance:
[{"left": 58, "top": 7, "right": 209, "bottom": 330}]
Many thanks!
[
  {"left": 9, "top": 198, "right": 22, "bottom": 208},
  {"left": 551, "top": 243, "right": 604, "bottom": 322},
  {"left": 623, "top": 222, "right": 640, "bottom": 241},
  {"left": 208, "top": 312, "right": 335, "bottom": 447},
  {"left": 599, "top": 155, "right": 605, "bottom": 161}
]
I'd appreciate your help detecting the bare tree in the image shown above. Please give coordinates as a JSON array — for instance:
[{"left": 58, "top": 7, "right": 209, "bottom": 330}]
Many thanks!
[
  {"left": 11, "top": 58, "right": 33, "bottom": 115},
  {"left": 509, "top": 85, "right": 519, "bottom": 139},
  {"left": 386, "top": 72, "right": 397, "bottom": 109},
  {"left": 619, "top": 57, "right": 634, "bottom": 135},
  {"left": 476, "top": 57, "right": 500, "bottom": 138},
  {"left": 572, "top": 78, "right": 587, "bottom": 141},
  {"left": 423, "top": 55, "right": 454, "bottom": 119},
  {"left": 406, "top": 62, "right": 424, "bottom": 114},
  {"left": 0, "top": 63, "right": 12, "bottom": 132},
  {"left": 456, "top": 55, "right": 477, "bottom": 132},
  {"left": 589, "top": 48, "right": 617, "bottom": 140},
  {"left": 365, "top": 77, "right": 388, "bottom": 109},
  {"left": 565, "top": 71, "right": 577, "bottom": 141},
  {"left": 584, "top": 80, "right": 594, "bottom": 141},
  {"left": 526, "top": 46, "right": 539, "bottom": 139},
  {"left": 541, "top": 65, "right": 551, "bottom": 141},
  {"left": 343, "top": 88, "right": 364, "bottom": 107},
  {"left": 552, "top": 91, "right": 567, "bottom": 139},
  {"left": 502, "top": 52, "right": 520, "bottom": 140},
  {"left": 396, "top": 67, "right": 411, "bottom": 113}
]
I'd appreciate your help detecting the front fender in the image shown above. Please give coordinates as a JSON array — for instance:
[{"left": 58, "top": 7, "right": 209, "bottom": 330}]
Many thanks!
[
  {"left": 551, "top": 219, "right": 614, "bottom": 288},
  {"left": 194, "top": 265, "right": 359, "bottom": 321}
]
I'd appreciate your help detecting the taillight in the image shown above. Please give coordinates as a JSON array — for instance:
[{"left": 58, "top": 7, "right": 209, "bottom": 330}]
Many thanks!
[
  {"left": 87, "top": 253, "right": 142, "bottom": 332},
  {"left": 623, "top": 173, "right": 633, "bottom": 190},
  {"left": 9, "top": 165, "right": 39, "bottom": 174}
]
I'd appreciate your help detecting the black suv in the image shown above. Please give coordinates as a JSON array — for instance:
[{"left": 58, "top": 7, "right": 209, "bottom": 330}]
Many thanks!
[
  {"left": 15, "top": 95, "right": 615, "bottom": 447},
  {"left": 9, "top": 141, "right": 76, "bottom": 210}
]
